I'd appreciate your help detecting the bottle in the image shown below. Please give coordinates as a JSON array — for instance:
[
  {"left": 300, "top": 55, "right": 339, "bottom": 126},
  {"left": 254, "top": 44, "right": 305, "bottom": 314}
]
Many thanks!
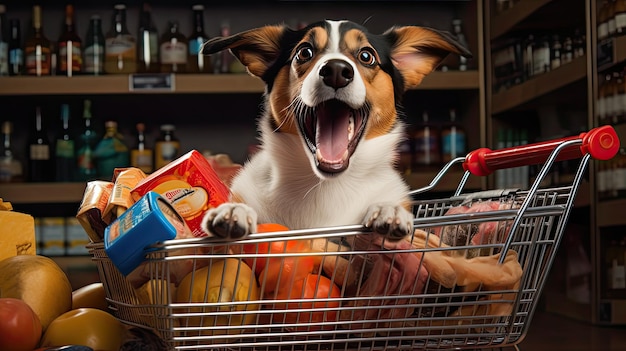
[
  {"left": 0, "top": 5, "right": 8, "bottom": 76},
  {"left": 573, "top": 28, "right": 585, "bottom": 58},
  {"left": 104, "top": 4, "right": 136, "bottom": 74},
  {"left": 451, "top": 19, "right": 469, "bottom": 71},
  {"left": 218, "top": 21, "right": 232, "bottom": 73},
  {"left": 55, "top": 104, "right": 76, "bottom": 182},
  {"left": 93, "top": 120, "right": 129, "bottom": 179},
  {"left": 440, "top": 108, "right": 466, "bottom": 163},
  {"left": 549, "top": 34, "right": 561, "bottom": 70},
  {"left": 532, "top": 35, "right": 550, "bottom": 76},
  {"left": 28, "top": 106, "right": 53, "bottom": 182},
  {"left": 616, "top": 0, "right": 626, "bottom": 36},
  {"left": 561, "top": 36, "right": 573, "bottom": 65},
  {"left": 137, "top": 3, "right": 159, "bottom": 73},
  {"left": 83, "top": 15, "right": 105, "bottom": 75},
  {"left": 0, "top": 121, "right": 23, "bottom": 182},
  {"left": 130, "top": 122, "right": 153, "bottom": 173},
  {"left": 57, "top": 4, "right": 82, "bottom": 77},
  {"left": 413, "top": 111, "right": 440, "bottom": 168},
  {"left": 154, "top": 124, "right": 180, "bottom": 169},
  {"left": 76, "top": 100, "right": 97, "bottom": 181},
  {"left": 8, "top": 18, "right": 23, "bottom": 75},
  {"left": 24, "top": 5, "right": 51, "bottom": 76},
  {"left": 522, "top": 34, "right": 534, "bottom": 81},
  {"left": 187, "top": 5, "right": 212, "bottom": 74},
  {"left": 159, "top": 21, "right": 187, "bottom": 73}
]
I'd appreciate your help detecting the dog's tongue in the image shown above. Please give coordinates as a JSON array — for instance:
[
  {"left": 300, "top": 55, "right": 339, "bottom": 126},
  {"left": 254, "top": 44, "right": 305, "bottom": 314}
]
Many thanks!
[{"left": 317, "top": 100, "right": 351, "bottom": 162}]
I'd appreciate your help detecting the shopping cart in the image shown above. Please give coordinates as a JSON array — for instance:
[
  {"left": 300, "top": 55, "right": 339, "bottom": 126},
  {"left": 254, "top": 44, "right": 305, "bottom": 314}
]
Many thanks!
[{"left": 89, "top": 125, "right": 619, "bottom": 350}]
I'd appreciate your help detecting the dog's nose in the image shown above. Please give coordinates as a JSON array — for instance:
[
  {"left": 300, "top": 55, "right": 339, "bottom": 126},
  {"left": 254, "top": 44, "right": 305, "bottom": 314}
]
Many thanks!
[{"left": 320, "top": 59, "right": 353, "bottom": 89}]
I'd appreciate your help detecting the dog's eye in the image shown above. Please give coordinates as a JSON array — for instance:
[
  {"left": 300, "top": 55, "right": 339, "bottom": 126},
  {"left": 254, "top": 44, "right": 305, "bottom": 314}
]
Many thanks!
[
  {"left": 295, "top": 45, "right": 315, "bottom": 63},
  {"left": 358, "top": 48, "right": 376, "bottom": 66}
]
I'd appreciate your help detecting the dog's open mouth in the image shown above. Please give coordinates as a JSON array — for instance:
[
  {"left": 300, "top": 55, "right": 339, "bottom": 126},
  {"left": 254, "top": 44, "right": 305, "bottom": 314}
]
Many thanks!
[{"left": 297, "top": 99, "right": 368, "bottom": 174}]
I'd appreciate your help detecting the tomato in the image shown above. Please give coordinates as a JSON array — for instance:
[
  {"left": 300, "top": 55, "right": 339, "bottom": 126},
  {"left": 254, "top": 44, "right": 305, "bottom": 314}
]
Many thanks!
[
  {"left": 271, "top": 274, "right": 341, "bottom": 331},
  {"left": 259, "top": 253, "right": 316, "bottom": 296},
  {"left": 39, "top": 308, "right": 127, "bottom": 351},
  {"left": 0, "top": 298, "right": 42, "bottom": 351},
  {"left": 241, "top": 223, "right": 292, "bottom": 275}
]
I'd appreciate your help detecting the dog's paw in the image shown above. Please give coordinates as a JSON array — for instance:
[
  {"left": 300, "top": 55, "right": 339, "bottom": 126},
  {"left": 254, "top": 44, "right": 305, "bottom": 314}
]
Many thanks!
[
  {"left": 363, "top": 203, "right": 414, "bottom": 241},
  {"left": 201, "top": 203, "right": 258, "bottom": 239}
]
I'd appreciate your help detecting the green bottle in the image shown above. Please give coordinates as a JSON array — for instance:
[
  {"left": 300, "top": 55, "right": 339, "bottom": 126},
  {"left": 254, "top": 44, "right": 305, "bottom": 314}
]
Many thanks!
[
  {"left": 76, "top": 99, "right": 98, "bottom": 181},
  {"left": 93, "top": 120, "right": 129, "bottom": 180},
  {"left": 55, "top": 104, "right": 76, "bottom": 182}
]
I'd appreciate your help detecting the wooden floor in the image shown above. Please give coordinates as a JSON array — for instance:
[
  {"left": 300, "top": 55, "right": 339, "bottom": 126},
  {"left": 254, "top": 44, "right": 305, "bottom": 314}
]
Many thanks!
[{"left": 500, "top": 310, "right": 626, "bottom": 351}]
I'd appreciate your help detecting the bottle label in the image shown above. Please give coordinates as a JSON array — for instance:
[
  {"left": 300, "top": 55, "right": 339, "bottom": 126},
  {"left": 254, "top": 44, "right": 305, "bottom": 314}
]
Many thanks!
[
  {"left": 105, "top": 36, "right": 136, "bottom": 58},
  {"left": 442, "top": 129, "right": 466, "bottom": 160},
  {"left": 160, "top": 41, "right": 187, "bottom": 64},
  {"left": 9, "top": 48, "right": 23, "bottom": 67},
  {"left": 131, "top": 149, "right": 154, "bottom": 173},
  {"left": 155, "top": 141, "right": 180, "bottom": 169},
  {"left": 30, "top": 144, "right": 50, "bottom": 160},
  {"left": 138, "top": 31, "right": 159, "bottom": 62},
  {"left": 189, "top": 38, "right": 204, "bottom": 55},
  {"left": 0, "top": 42, "right": 8, "bottom": 75},
  {"left": 617, "top": 13, "right": 626, "bottom": 31},
  {"left": 413, "top": 128, "right": 439, "bottom": 165},
  {"left": 56, "top": 139, "right": 75, "bottom": 158},
  {"left": 58, "top": 41, "right": 82, "bottom": 73},
  {"left": 25, "top": 45, "right": 51, "bottom": 75},
  {"left": 83, "top": 44, "right": 104, "bottom": 73}
]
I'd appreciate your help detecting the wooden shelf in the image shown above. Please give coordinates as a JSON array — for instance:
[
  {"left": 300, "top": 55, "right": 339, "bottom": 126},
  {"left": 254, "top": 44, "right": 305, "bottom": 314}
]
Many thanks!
[
  {"left": 0, "top": 71, "right": 480, "bottom": 96},
  {"left": 490, "top": 0, "right": 553, "bottom": 39},
  {"left": 491, "top": 55, "right": 587, "bottom": 114}
]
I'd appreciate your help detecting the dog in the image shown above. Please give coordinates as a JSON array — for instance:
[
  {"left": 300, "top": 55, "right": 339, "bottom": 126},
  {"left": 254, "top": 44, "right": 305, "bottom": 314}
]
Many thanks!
[{"left": 200, "top": 19, "right": 471, "bottom": 241}]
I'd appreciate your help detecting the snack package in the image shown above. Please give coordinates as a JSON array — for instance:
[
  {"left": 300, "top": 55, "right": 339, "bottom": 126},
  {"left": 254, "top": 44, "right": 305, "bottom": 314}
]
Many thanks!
[
  {"left": 0, "top": 199, "right": 36, "bottom": 260},
  {"left": 76, "top": 181, "right": 115, "bottom": 242},
  {"left": 131, "top": 150, "right": 231, "bottom": 237},
  {"left": 104, "top": 167, "right": 147, "bottom": 220}
]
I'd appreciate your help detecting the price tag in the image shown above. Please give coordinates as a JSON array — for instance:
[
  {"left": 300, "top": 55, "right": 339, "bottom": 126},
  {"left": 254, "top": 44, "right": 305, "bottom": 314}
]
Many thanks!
[{"left": 129, "top": 73, "right": 175, "bottom": 92}]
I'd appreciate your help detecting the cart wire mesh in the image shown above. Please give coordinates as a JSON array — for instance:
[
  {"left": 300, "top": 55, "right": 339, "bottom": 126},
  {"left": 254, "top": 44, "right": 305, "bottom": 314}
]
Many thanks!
[{"left": 88, "top": 126, "right": 619, "bottom": 350}]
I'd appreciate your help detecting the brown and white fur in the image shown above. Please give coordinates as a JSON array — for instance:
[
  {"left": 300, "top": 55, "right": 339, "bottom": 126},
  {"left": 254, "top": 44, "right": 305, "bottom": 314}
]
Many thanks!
[{"left": 200, "top": 20, "right": 471, "bottom": 240}]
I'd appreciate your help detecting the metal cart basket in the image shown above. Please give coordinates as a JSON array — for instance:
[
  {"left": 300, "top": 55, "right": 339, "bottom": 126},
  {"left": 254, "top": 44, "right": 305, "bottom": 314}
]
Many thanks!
[{"left": 89, "top": 125, "right": 619, "bottom": 350}]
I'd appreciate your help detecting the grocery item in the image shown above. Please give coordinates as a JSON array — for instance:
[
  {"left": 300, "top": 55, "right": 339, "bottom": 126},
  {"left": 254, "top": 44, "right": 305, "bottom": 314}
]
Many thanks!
[
  {"left": 71, "top": 282, "right": 108, "bottom": 311},
  {"left": 175, "top": 258, "right": 260, "bottom": 336},
  {"left": 76, "top": 180, "right": 114, "bottom": 242},
  {"left": 40, "top": 308, "right": 126, "bottom": 351},
  {"left": 104, "top": 191, "right": 187, "bottom": 275},
  {"left": 131, "top": 149, "right": 231, "bottom": 237},
  {"left": 103, "top": 167, "right": 146, "bottom": 219},
  {"left": 0, "top": 254, "right": 72, "bottom": 332},
  {"left": 0, "top": 297, "right": 42, "bottom": 351},
  {"left": 0, "top": 199, "right": 35, "bottom": 260}
]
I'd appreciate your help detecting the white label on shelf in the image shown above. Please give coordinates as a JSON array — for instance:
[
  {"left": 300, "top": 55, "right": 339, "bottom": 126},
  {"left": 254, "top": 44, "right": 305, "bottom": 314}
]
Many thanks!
[{"left": 129, "top": 73, "right": 175, "bottom": 91}]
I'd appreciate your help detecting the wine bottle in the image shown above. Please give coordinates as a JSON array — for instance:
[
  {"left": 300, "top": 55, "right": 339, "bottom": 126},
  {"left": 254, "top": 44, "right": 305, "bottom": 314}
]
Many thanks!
[
  {"left": 187, "top": 5, "right": 211, "bottom": 74},
  {"left": 55, "top": 104, "right": 76, "bottom": 182},
  {"left": 130, "top": 122, "right": 153, "bottom": 173},
  {"left": 104, "top": 4, "right": 136, "bottom": 74},
  {"left": 8, "top": 18, "right": 23, "bottom": 75},
  {"left": 28, "top": 106, "right": 53, "bottom": 182},
  {"left": 0, "top": 5, "right": 8, "bottom": 76},
  {"left": 83, "top": 15, "right": 105, "bottom": 75},
  {"left": 93, "top": 120, "right": 129, "bottom": 179},
  {"left": 57, "top": 4, "right": 82, "bottom": 77},
  {"left": 24, "top": 5, "right": 51, "bottom": 76},
  {"left": 76, "top": 99, "right": 98, "bottom": 181},
  {"left": 160, "top": 21, "right": 187, "bottom": 73},
  {"left": 0, "top": 121, "right": 23, "bottom": 182},
  {"left": 137, "top": 2, "right": 159, "bottom": 73}
]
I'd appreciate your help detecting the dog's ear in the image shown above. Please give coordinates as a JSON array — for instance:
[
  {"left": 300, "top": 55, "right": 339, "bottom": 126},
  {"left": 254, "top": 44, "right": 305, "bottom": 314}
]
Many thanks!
[
  {"left": 201, "top": 25, "right": 289, "bottom": 78},
  {"left": 385, "top": 26, "right": 472, "bottom": 89}
]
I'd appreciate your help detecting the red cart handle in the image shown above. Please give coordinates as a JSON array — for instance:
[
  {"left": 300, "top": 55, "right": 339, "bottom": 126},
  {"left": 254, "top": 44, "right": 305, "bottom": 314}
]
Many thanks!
[{"left": 463, "top": 125, "right": 620, "bottom": 176}]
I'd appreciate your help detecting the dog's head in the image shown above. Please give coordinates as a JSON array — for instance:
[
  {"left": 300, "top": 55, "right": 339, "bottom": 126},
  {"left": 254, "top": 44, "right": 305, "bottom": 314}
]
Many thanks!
[{"left": 203, "top": 20, "right": 471, "bottom": 176}]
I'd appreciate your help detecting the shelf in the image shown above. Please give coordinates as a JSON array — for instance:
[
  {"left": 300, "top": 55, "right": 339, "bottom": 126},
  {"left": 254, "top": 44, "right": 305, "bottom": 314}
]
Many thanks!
[
  {"left": 598, "top": 35, "right": 626, "bottom": 73},
  {"left": 490, "top": 0, "right": 553, "bottom": 40},
  {"left": 491, "top": 55, "right": 587, "bottom": 114},
  {"left": 0, "top": 71, "right": 480, "bottom": 96}
]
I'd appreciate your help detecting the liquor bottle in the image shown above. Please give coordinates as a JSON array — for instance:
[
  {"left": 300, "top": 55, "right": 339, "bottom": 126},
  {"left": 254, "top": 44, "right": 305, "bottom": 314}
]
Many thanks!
[
  {"left": 0, "top": 5, "right": 8, "bottom": 76},
  {"left": 76, "top": 99, "right": 97, "bottom": 181},
  {"left": 28, "top": 106, "right": 53, "bottom": 182},
  {"left": 440, "top": 108, "right": 466, "bottom": 163},
  {"left": 154, "top": 124, "right": 180, "bottom": 169},
  {"left": 83, "top": 15, "right": 105, "bottom": 75},
  {"left": 57, "top": 4, "right": 82, "bottom": 77},
  {"left": 0, "top": 121, "right": 23, "bottom": 182},
  {"left": 130, "top": 122, "right": 153, "bottom": 173},
  {"left": 159, "top": 21, "right": 187, "bottom": 73},
  {"left": 93, "top": 120, "right": 129, "bottom": 179},
  {"left": 413, "top": 111, "right": 440, "bottom": 168},
  {"left": 187, "top": 5, "right": 211, "bottom": 74},
  {"left": 55, "top": 104, "right": 76, "bottom": 182},
  {"left": 451, "top": 19, "right": 469, "bottom": 71},
  {"left": 104, "top": 4, "right": 136, "bottom": 74},
  {"left": 24, "top": 5, "right": 52, "bottom": 76},
  {"left": 8, "top": 18, "right": 23, "bottom": 75},
  {"left": 137, "top": 3, "right": 159, "bottom": 73}
]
